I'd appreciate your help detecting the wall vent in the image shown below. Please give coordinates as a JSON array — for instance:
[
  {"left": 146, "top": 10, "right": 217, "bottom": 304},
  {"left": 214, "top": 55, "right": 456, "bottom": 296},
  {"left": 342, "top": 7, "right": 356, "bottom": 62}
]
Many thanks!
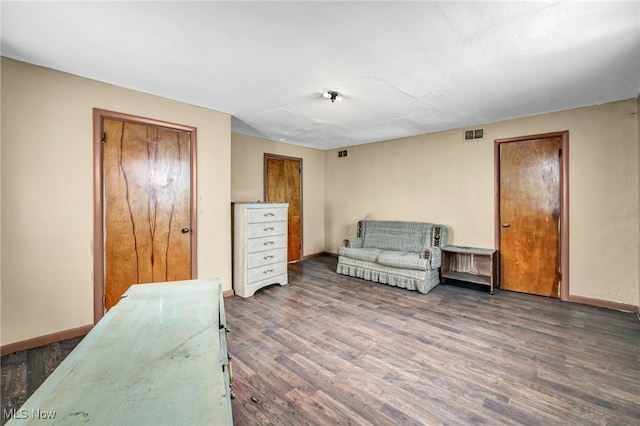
[
  {"left": 338, "top": 149, "right": 348, "bottom": 158},
  {"left": 464, "top": 128, "right": 485, "bottom": 141}
]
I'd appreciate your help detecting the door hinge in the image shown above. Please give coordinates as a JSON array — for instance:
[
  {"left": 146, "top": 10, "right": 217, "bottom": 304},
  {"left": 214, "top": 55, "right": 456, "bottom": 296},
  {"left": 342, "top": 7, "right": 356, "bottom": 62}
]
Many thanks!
[
  {"left": 102, "top": 295, "right": 106, "bottom": 309},
  {"left": 101, "top": 133, "right": 106, "bottom": 144}
]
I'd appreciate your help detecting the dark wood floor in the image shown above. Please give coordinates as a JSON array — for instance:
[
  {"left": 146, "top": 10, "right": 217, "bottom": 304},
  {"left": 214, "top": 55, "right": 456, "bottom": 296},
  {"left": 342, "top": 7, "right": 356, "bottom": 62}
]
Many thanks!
[
  {"left": 1, "top": 337, "right": 83, "bottom": 425},
  {"left": 2, "top": 255, "right": 639, "bottom": 425},
  {"left": 226, "top": 255, "right": 640, "bottom": 425}
]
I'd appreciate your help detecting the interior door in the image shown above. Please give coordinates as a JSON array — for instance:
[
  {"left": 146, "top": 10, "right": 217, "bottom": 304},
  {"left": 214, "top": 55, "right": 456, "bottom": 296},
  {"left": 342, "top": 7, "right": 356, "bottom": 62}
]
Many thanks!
[
  {"left": 264, "top": 154, "right": 302, "bottom": 262},
  {"left": 102, "top": 117, "right": 193, "bottom": 310},
  {"left": 498, "top": 136, "right": 561, "bottom": 297}
]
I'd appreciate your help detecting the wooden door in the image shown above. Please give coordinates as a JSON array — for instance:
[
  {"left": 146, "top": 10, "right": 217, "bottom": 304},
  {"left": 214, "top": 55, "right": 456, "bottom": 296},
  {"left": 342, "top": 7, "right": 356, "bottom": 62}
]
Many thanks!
[
  {"left": 498, "top": 136, "right": 561, "bottom": 297},
  {"left": 265, "top": 154, "right": 302, "bottom": 262},
  {"left": 102, "top": 117, "right": 193, "bottom": 310}
]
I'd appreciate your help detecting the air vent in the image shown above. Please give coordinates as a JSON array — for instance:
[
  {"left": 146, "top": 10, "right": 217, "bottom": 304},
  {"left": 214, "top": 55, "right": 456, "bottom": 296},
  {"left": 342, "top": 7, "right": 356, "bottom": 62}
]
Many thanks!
[
  {"left": 337, "top": 149, "right": 348, "bottom": 158},
  {"left": 464, "top": 128, "right": 485, "bottom": 141}
]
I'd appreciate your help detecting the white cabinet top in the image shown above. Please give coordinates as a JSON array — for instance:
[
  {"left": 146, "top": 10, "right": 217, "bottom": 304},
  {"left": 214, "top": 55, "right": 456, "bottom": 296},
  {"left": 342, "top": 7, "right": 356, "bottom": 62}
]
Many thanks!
[{"left": 233, "top": 201, "right": 289, "bottom": 207}]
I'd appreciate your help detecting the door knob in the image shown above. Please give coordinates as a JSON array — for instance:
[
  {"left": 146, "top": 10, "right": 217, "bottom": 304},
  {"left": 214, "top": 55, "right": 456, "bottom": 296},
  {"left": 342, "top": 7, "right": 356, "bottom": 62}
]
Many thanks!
[
  {"left": 502, "top": 223, "right": 510, "bottom": 228},
  {"left": 181, "top": 227, "right": 190, "bottom": 233}
]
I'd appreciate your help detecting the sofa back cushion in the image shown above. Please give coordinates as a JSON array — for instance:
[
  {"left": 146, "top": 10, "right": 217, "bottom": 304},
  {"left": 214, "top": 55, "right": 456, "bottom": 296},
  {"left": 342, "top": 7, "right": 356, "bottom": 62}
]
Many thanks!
[{"left": 359, "top": 221, "right": 438, "bottom": 253}]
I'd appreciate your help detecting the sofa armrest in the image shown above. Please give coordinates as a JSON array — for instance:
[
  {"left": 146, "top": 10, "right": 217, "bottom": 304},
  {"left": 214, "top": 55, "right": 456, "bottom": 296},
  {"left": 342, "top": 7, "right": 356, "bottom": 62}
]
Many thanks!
[
  {"left": 420, "top": 247, "right": 442, "bottom": 270},
  {"left": 342, "top": 237, "right": 363, "bottom": 248}
]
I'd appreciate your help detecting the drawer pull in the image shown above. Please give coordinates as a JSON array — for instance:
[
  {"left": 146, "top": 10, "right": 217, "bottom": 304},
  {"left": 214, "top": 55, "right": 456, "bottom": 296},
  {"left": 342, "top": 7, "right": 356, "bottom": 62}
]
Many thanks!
[
  {"left": 263, "top": 269, "right": 274, "bottom": 274},
  {"left": 227, "top": 352, "right": 234, "bottom": 390},
  {"left": 264, "top": 255, "right": 275, "bottom": 260},
  {"left": 263, "top": 241, "right": 274, "bottom": 246},
  {"left": 264, "top": 227, "right": 275, "bottom": 231},
  {"left": 263, "top": 213, "right": 275, "bottom": 217}
]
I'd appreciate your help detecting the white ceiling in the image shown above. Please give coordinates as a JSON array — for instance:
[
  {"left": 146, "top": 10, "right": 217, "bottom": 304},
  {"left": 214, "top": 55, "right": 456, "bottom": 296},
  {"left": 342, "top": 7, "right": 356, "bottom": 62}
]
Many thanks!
[{"left": 2, "top": 1, "right": 639, "bottom": 150}]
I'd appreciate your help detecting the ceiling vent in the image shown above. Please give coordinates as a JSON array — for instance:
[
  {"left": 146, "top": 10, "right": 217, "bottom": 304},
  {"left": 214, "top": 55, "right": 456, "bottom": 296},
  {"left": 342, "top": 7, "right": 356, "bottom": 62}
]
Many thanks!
[{"left": 464, "top": 128, "right": 485, "bottom": 142}]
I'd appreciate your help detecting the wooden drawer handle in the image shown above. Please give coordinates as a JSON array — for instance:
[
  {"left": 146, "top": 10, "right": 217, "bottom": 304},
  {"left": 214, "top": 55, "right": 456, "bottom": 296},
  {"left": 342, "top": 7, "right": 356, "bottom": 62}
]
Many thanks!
[
  {"left": 264, "top": 255, "right": 275, "bottom": 260},
  {"left": 263, "top": 269, "right": 274, "bottom": 274},
  {"left": 263, "top": 213, "right": 275, "bottom": 217},
  {"left": 264, "top": 227, "right": 274, "bottom": 231},
  {"left": 263, "top": 241, "right": 274, "bottom": 246}
]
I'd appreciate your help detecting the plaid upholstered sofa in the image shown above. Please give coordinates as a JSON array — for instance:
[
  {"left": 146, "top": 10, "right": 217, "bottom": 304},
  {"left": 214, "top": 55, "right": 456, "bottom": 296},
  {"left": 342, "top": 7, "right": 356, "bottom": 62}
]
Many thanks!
[{"left": 336, "top": 220, "right": 449, "bottom": 294}]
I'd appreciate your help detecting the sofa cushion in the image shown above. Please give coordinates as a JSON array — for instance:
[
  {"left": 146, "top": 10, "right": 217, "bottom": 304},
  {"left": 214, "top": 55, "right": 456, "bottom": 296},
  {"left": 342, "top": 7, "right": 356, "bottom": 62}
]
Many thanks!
[
  {"left": 337, "top": 247, "right": 382, "bottom": 263},
  {"left": 377, "top": 251, "right": 429, "bottom": 271},
  {"left": 361, "top": 221, "right": 430, "bottom": 253}
]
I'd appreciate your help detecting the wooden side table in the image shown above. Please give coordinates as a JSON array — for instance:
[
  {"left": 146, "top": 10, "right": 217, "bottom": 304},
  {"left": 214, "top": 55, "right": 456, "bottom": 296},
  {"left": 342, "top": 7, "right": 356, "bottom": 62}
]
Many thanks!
[{"left": 441, "top": 246, "right": 499, "bottom": 294}]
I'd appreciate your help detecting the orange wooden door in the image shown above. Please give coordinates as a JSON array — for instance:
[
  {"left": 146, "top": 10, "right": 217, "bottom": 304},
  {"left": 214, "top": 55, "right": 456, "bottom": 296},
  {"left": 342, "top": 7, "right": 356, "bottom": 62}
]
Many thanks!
[
  {"left": 103, "top": 118, "right": 192, "bottom": 309},
  {"left": 499, "top": 137, "right": 560, "bottom": 297},
  {"left": 265, "top": 155, "right": 302, "bottom": 262}
]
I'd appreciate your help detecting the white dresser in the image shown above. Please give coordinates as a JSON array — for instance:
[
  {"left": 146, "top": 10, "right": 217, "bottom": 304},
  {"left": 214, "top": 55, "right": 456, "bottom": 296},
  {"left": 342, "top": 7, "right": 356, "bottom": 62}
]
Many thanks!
[{"left": 233, "top": 202, "right": 289, "bottom": 298}]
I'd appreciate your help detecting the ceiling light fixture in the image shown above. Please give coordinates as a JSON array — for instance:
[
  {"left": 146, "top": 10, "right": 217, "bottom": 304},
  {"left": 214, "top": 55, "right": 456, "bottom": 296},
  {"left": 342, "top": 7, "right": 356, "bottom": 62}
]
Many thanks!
[{"left": 322, "top": 90, "right": 342, "bottom": 103}]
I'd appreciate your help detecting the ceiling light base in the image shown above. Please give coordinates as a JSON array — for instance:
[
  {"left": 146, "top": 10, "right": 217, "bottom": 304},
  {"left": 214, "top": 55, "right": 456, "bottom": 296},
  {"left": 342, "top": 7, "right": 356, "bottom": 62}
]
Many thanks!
[{"left": 322, "top": 90, "right": 342, "bottom": 103}]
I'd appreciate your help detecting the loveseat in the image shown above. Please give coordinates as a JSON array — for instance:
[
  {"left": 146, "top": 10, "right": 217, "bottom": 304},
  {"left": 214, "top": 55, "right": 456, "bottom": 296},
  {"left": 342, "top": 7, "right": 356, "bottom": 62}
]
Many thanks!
[{"left": 336, "top": 220, "right": 449, "bottom": 294}]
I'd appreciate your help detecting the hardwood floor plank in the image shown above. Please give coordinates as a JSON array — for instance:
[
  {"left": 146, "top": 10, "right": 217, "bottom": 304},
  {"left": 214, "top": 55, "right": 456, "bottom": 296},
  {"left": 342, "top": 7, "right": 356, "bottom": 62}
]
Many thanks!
[
  {"left": 1, "top": 337, "right": 83, "bottom": 425},
  {"left": 226, "top": 255, "right": 640, "bottom": 425},
  {"left": 271, "top": 352, "right": 400, "bottom": 425}
]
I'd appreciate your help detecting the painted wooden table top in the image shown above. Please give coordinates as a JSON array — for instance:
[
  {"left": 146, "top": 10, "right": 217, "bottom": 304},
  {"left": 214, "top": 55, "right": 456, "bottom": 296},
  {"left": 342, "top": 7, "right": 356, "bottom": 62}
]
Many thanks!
[{"left": 7, "top": 279, "right": 232, "bottom": 426}]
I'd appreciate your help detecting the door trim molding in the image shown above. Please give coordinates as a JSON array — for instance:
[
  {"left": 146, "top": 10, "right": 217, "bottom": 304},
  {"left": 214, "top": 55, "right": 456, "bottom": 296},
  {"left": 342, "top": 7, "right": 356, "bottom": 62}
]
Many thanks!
[
  {"left": 494, "top": 130, "right": 569, "bottom": 300},
  {"left": 263, "top": 153, "right": 303, "bottom": 262},
  {"left": 92, "top": 108, "right": 198, "bottom": 323}
]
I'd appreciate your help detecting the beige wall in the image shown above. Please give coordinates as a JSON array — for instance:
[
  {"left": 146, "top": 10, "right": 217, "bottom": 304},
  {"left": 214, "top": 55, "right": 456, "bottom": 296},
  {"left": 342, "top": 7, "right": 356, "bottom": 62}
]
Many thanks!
[
  {"left": 231, "top": 133, "right": 325, "bottom": 256},
  {"left": 1, "top": 58, "right": 232, "bottom": 346},
  {"left": 325, "top": 99, "right": 639, "bottom": 306}
]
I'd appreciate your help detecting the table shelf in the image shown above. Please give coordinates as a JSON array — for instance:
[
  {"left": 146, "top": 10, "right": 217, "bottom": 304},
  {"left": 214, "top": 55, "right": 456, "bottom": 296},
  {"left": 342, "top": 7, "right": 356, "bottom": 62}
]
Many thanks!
[{"left": 441, "top": 246, "right": 499, "bottom": 294}]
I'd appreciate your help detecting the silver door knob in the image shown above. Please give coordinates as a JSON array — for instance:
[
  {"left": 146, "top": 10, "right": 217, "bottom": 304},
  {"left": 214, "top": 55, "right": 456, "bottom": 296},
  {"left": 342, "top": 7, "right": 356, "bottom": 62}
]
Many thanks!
[
  {"left": 502, "top": 223, "right": 510, "bottom": 228},
  {"left": 181, "top": 227, "right": 190, "bottom": 233}
]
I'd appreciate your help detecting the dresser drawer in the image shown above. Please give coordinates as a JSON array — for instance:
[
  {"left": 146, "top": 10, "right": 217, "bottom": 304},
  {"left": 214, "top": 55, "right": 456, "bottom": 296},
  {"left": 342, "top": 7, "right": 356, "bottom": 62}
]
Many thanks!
[
  {"left": 247, "top": 207, "right": 288, "bottom": 224},
  {"left": 247, "top": 221, "right": 287, "bottom": 239},
  {"left": 247, "top": 234, "right": 287, "bottom": 253},
  {"left": 248, "top": 262, "right": 288, "bottom": 284},
  {"left": 248, "top": 248, "right": 287, "bottom": 269}
]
